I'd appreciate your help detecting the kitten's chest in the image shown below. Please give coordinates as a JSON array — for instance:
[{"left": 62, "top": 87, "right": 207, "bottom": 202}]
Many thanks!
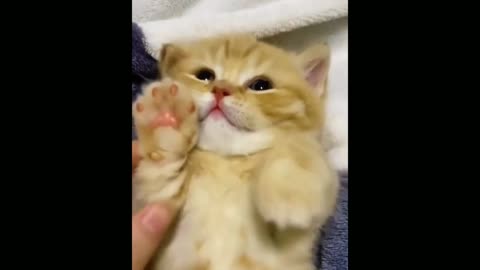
[
  {"left": 185, "top": 151, "right": 261, "bottom": 206},
  {"left": 185, "top": 154, "right": 257, "bottom": 233},
  {"left": 171, "top": 153, "right": 262, "bottom": 268}
]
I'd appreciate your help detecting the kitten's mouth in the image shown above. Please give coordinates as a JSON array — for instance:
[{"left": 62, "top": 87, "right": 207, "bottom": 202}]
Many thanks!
[
  {"left": 207, "top": 105, "right": 231, "bottom": 123},
  {"left": 203, "top": 104, "right": 251, "bottom": 131},
  {"left": 209, "top": 107, "right": 224, "bottom": 117}
]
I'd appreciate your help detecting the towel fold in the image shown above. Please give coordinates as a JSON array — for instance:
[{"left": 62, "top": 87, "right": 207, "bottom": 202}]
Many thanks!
[{"left": 135, "top": 0, "right": 347, "bottom": 58}]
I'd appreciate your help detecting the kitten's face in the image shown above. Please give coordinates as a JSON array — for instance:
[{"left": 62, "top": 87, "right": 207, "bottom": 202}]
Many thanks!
[{"left": 160, "top": 35, "right": 329, "bottom": 155}]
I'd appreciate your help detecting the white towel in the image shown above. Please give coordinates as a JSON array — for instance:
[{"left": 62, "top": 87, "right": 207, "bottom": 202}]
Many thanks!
[
  {"left": 133, "top": 0, "right": 348, "bottom": 172},
  {"left": 135, "top": 0, "right": 347, "bottom": 54}
]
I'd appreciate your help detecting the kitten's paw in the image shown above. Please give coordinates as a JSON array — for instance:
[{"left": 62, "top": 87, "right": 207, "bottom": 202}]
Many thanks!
[
  {"left": 254, "top": 160, "right": 333, "bottom": 230},
  {"left": 133, "top": 79, "right": 198, "bottom": 159},
  {"left": 255, "top": 184, "right": 317, "bottom": 229}
]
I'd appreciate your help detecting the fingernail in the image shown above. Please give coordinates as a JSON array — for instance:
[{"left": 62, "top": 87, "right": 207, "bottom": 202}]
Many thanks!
[{"left": 141, "top": 205, "right": 170, "bottom": 234}]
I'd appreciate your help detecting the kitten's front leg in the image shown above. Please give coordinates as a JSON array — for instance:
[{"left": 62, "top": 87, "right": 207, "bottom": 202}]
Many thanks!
[
  {"left": 253, "top": 154, "right": 339, "bottom": 230},
  {"left": 132, "top": 79, "right": 198, "bottom": 211}
]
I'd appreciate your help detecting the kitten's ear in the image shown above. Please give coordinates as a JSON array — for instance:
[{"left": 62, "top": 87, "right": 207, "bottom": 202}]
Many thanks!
[
  {"left": 296, "top": 43, "right": 331, "bottom": 96},
  {"left": 159, "top": 43, "right": 186, "bottom": 73}
]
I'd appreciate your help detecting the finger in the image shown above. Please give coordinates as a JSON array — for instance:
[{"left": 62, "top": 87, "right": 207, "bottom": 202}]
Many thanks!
[
  {"left": 132, "top": 203, "right": 172, "bottom": 270},
  {"left": 132, "top": 141, "right": 141, "bottom": 170}
]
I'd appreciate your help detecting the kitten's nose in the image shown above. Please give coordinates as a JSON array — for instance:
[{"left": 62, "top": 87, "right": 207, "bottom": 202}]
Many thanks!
[{"left": 212, "top": 86, "right": 230, "bottom": 103}]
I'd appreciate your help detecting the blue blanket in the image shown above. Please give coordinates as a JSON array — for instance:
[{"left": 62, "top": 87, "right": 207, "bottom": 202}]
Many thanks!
[{"left": 132, "top": 23, "right": 348, "bottom": 270}]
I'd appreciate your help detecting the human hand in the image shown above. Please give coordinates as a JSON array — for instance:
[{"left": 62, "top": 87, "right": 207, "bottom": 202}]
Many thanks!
[
  {"left": 132, "top": 203, "right": 172, "bottom": 270},
  {"left": 132, "top": 140, "right": 172, "bottom": 270}
]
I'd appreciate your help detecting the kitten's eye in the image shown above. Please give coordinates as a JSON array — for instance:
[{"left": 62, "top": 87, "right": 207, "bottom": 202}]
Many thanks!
[
  {"left": 195, "top": 68, "right": 215, "bottom": 82},
  {"left": 248, "top": 78, "right": 273, "bottom": 91}
]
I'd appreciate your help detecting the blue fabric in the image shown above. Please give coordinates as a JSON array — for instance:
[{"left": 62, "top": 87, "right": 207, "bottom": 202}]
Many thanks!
[
  {"left": 316, "top": 174, "right": 348, "bottom": 270},
  {"left": 132, "top": 23, "right": 159, "bottom": 103},
  {"left": 131, "top": 23, "right": 348, "bottom": 270}
]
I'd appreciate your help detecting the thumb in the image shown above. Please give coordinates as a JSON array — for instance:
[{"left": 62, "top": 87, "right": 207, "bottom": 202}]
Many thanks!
[{"left": 132, "top": 203, "right": 172, "bottom": 270}]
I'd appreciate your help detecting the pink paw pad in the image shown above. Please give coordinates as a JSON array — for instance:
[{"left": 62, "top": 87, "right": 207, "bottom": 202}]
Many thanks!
[
  {"left": 150, "top": 111, "right": 179, "bottom": 129},
  {"left": 152, "top": 87, "right": 160, "bottom": 97},
  {"left": 136, "top": 102, "right": 144, "bottom": 112},
  {"left": 169, "top": 84, "right": 178, "bottom": 96}
]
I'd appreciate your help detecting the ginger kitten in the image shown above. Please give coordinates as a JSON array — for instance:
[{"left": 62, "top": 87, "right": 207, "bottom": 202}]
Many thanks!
[{"left": 132, "top": 35, "right": 339, "bottom": 270}]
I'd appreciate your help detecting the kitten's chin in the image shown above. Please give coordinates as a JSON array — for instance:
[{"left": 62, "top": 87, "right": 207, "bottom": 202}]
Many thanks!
[{"left": 198, "top": 115, "right": 273, "bottom": 156}]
